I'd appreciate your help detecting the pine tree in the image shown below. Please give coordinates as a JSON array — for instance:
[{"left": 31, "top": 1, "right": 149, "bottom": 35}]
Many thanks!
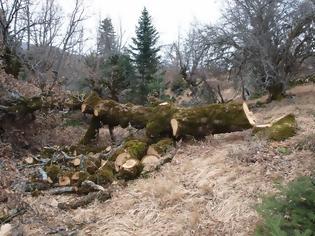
[
  {"left": 101, "top": 54, "right": 135, "bottom": 101},
  {"left": 97, "top": 17, "right": 117, "bottom": 59},
  {"left": 130, "top": 7, "right": 160, "bottom": 99}
]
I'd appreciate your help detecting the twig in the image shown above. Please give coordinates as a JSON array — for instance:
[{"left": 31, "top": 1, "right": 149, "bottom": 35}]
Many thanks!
[
  {"left": 38, "top": 167, "right": 48, "bottom": 182},
  {"left": 81, "top": 180, "right": 105, "bottom": 192},
  {"left": 25, "top": 182, "right": 51, "bottom": 192},
  {"left": 48, "top": 186, "right": 78, "bottom": 195},
  {"left": 100, "top": 143, "right": 124, "bottom": 160},
  {"left": 0, "top": 208, "right": 27, "bottom": 225},
  {"left": 17, "top": 163, "right": 45, "bottom": 170},
  {"left": 58, "top": 190, "right": 111, "bottom": 210}
]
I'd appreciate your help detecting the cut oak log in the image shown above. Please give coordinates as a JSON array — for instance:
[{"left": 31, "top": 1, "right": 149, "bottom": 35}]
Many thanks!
[
  {"left": 59, "top": 176, "right": 71, "bottom": 186},
  {"left": 141, "top": 155, "right": 160, "bottom": 172},
  {"left": 170, "top": 102, "right": 253, "bottom": 138},
  {"left": 253, "top": 114, "right": 297, "bottom": 141},
  {"left": 81, "top": 93, "right": 254, "bottom": 143},
  {"left": 118, "top": 159, "right": 142, "bottom": 180},
  {"left": 114, "top": 152, "right": 131, "bottom": 172},
  {"left": 147, "top": 138, "right": 174, "bottom": 157}
]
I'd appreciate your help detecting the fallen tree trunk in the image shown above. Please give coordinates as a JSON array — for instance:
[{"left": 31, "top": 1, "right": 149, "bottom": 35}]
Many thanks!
[
  {"left": 81, "top": 92, "right": 253, "bottom": 142},
  {"left": 170, "top": 103, "right": 252, "bottom": 138}
]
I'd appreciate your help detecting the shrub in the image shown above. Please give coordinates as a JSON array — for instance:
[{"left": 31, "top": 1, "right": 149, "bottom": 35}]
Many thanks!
[{"left": 255, "top": 176, "right": 315, "bottom": 236}]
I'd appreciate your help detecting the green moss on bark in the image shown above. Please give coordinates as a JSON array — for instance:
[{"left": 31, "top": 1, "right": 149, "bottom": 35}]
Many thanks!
[
  {"left": 150, "top": 138, "right": 173, "bottom": 155},
  {"left": 173, "top": 102, "right": 251, "bottom": 138},
  {"left": 77, "top": 171, "right": 90, "bottom": 185},
  {"left": 96, "top": 163, "right": 115, "bottom": 184},
  {"left": 146, "top": 103, "right": 177, "bottom": 139},
  {"left": 254, "top": 114, "right": 297, "bottom": 141},
  {"left": 45, "top": 164, "right": 61, "bottom": 182},
  {"left": 67, "top": 144, "right": 109, "bottom": 155},
  {"left": 123, "top": 140, "right": 148, "bottom": 159}
]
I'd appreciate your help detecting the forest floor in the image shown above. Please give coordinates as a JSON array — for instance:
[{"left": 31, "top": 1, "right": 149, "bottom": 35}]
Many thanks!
[{"left": 1, "top": 83, "right": 315, "bottom": 236}]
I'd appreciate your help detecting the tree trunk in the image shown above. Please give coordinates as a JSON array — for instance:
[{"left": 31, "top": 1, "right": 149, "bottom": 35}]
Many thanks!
[
  {"left": 266, "top": 77, "right": 286, "bottom": 102},
  {"left": 81, "top": 92, "right": 253, "bottom": 143}
]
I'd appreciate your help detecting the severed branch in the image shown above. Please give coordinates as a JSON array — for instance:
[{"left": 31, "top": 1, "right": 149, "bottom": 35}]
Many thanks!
[
  {"left": 0, "top": 207, "right": 27, "bottom": 224},
  {"left": 58, "top": 190, "right": 111, "bottom": 210},
  {"left": 48, "top": 186, "right": 78, "bottom": 195}
]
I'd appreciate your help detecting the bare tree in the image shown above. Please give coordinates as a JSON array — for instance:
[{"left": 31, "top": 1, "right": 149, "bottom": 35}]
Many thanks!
[
  {"left": 167, "top": 27, "right": 217, "bottom": 104},
  {"left": 203, "top": 0, "right": 315, "bottom": 101},
  {"left": 31, "top": 0, "right": 61, "bottom": 47},
  {"left": 0, "top": 0, "right": 26, "bottom": 47},
  {"left": 54, "top": 0, "right": 86, "bottom": 77}
]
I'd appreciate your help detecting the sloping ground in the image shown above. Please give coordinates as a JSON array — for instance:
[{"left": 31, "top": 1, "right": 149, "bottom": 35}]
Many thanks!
[{"left": 3, "top": 84, "right": 315, "bottom": 236}]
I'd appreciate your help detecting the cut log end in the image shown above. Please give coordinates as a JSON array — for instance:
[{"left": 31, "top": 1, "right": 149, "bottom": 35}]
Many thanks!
[
  {"left": 118, "top": 158, "right": 142, "bottom": 179},
  {"left": 171, "top": 119, "right": 178, "bottom": 137},
  {"left": 242, "top": 102, "right": 256, "bottom": 126},
  {"left": 59, "top": 176, "right": 71, "bottom": 186},
  {"left": 122, "top": 159, "right": 139, "bottom": 169},
  {"left": 94, "top": 110, "right": 99, "bottom": 117},
  {"left": 71, "top": 158, "right": 81, "bottom": 167},
  {"left": 115, "top": 152, "right": 131, "bottom": 172},
  {"left": 147, "top": 146, "right": 160, "bottom": 157},
  {"left": 141, "top": 155, "right": 160, "bottom": 171},
  {"left": 81, "top": 104, "right": 87, "bottom": 113},
  {"left": 71, "top": 172, "right": 80, "bottom": 181},
  {"left": 24, "top": 156, "right": 34, "bottom": 164}
]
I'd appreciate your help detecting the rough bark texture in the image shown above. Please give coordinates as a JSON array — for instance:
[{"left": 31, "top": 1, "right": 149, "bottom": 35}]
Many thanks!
[{"left": 81, "top": 92, "right": 253, "bottom": 142}]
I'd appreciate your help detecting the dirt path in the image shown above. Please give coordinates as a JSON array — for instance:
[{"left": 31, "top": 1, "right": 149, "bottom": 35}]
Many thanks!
[{"left": 9, "top": 84, "right": 315, "bottom": 236}]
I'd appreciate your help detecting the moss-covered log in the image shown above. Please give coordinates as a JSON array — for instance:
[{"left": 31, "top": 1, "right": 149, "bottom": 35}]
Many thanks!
[
  {"left": 117, "top": 159, "right": 143, "bottom": 180},
  {"left": 171, "top": 103, "right": 252, "bottom": 138},
  {"left": 81, "top": 93, "right": 253, "bottom": 141},
  {"left": 82, "top": 92, "right": 150, "bottom": 129},
  {"left": 147, "top": 138, "right": 174, "bottom": 157},
  {"left": 253, "top": 114, "right": 297, "bottom": 141}
]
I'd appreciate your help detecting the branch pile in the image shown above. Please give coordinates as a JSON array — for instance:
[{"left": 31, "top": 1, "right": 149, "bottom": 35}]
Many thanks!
[{"left": 23, "top": 138, "right": 175, "bottom": 200}]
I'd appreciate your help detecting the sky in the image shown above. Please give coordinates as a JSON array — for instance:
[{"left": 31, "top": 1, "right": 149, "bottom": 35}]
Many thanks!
[{"left": 57, "top": 0, "right": 223, "bottom": 51}]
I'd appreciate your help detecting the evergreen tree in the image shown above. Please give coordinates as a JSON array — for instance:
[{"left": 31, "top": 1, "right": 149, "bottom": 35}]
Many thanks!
[
  {"left": 101, "top": 54, "right": 135, "bottom": 101},
  {"left": 130, "top": 7, "right": 160, "bottom": 100},
  {"left": 97, "top": 17, "right": 117, "bottom": 59}
]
